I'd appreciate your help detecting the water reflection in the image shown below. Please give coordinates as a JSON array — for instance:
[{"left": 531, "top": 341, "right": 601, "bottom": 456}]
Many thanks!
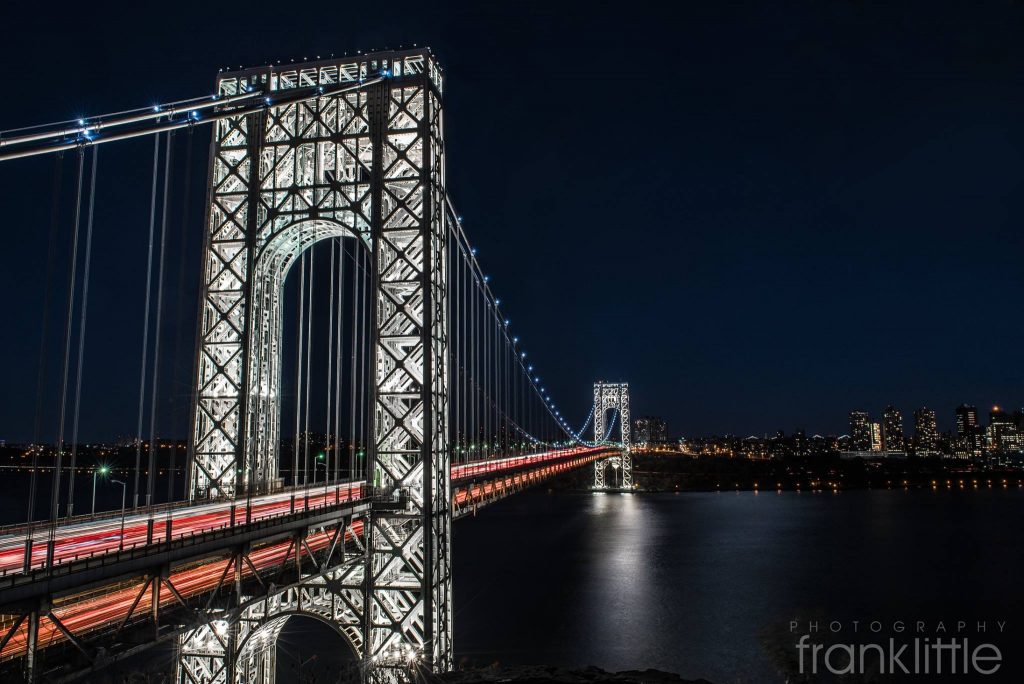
[{"left": 453, "top": 488, "right": 1024, "bottom": 683}]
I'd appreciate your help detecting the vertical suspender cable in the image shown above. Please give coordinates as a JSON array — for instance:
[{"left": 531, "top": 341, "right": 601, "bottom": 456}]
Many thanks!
[
  {"left": 453, "top": 247, "right": 458, "bottom": 460},
  {"left": 48, "top": 148, "right": 85, "bottom": 557},
  {"left": 454, "top": 248, "right": 460, "bottom": 460},
  {"left": 349, "top": 246, "right": 359, "bottom": 482},
  {"left": 471, "top": 272, "right": 475, "bottom": 458},
  {"left": 486, "top": 285, "right": 490, "bottom": 453},
  {"left": 133, "top": 134, "right": 160, "bottom": 508},
  {"left": 303, "top": 250, "right": 315, "bottom": 488},
  {"left": 325, "top": 235, "right": 335, "bottom": 484},
  {"left": 27, "top": 152, "right": 63, "bottom": 532},
  {"left": 503, "top": 327, "right": 508, "bottom": 453},
  {"left": 460, "top": 245, "right": 466, "bottom": 461},
  {"left": 65, "top": 146, "right": 99, "bottom": 516},
  {"left": 469, "top": 269, "right": 475, "bottom": 459},
  {"left": 146, "top": 132, "right": 173, "bottom": 506},
  {"left": 339, "top": 237, "right": 348, "bottom": 483},
  {"left": 484, "top": 297, "right": 489, "bottom": 458},
  {"left": 293, "top": 253, "right": 306, "bottom": 486},
  {"left": 493, "top": 307, "right": 498, "bottom": 453},
  {"left": 168, "top": 127, "right": 194, "bottom": 506},
  {"left": 446, "top": 235, "right": 452, "bottom": 460},
  {"left": 460, "top": 247, "right": 466, "bottom": 462},
  {"left": 364, "top": 246, "right": 372, "bottom": 481},
  {"left": 184, "top": 124, "right": 216, "bottom": 500},
  {"left": 464, "top": 256, "right": 469, "bottom": 463}
]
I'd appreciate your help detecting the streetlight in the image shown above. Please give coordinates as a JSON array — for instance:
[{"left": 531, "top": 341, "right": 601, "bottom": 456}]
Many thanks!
[
  {"left": 92, "top": 465, "right": 110, "bottom": 515},
  {"left": 315, "top": 452, "right": 327, "bottom": 483},
  {"left": 110, "top": 479, "right": 127, "bottom": 550}
]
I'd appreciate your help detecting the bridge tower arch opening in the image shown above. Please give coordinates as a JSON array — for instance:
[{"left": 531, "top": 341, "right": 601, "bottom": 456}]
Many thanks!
[
  {"left": 245, "top": 217, "right": 370, "bottom": 496},
  {"left": 178, "top": 568, "right": 366, "bottom": 684},
  {"left": 235, "top": 612, "right": 361, "bottom": 684},
  {"left": 184, "top": 49, "right": 451, "bottom": 683},
  {"left": 592, "top": 382, "right": 632, "bottom": 489}
]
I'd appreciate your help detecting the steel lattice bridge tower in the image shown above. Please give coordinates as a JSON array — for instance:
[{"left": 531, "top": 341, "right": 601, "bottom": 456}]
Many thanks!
[
  {"left": 186, "top": 51, "right": 451, "bottom": 684},
  {"left": 0, "top": 48, "right": 635, "bottom": 684},
  {"left": 592, "top": 382, "right": 632, "bottom": 489}
]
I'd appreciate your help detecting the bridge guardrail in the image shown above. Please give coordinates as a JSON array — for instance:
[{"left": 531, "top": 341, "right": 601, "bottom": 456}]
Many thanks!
[
  {"left": 0, "top": 447, "right": 606, "bottom": 581},
  {"left": 0, "top": 485, "right": 364, "bottom": 583},
  {"left": 0, "top": 495, "right": 371, "bottom": 602},
  {"left": 0, "top": 479, "right": 363, "bottom": 538}
]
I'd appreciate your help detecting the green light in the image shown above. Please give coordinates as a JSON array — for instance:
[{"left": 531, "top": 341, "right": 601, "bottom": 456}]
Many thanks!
[
  {"left": 98, "top": 465, "right": 109, "bottom": 475},
  {"left": 318, "top": 452, "right": 325, "bottom": 461}
]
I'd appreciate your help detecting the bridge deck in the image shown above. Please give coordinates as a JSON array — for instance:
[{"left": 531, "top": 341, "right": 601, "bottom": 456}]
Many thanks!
[
  {"left": 0, "top": 446, "right": 599, "bottom": 580},
  {"left": 0, "top": 446, "right": 616, "bottom": 670}
]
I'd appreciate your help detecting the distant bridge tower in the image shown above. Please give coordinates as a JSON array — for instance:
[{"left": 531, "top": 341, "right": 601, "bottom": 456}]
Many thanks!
[
  {"left": 183, "top": 49, "right": 451, "bottom": 683},
  {"left": 593, "top": 382, "right": 632, "bottom": 489}
]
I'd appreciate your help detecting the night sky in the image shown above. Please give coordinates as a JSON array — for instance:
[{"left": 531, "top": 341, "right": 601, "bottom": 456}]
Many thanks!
[{"left": 2, "top": 1, "right": 1024, "bottom": 442}]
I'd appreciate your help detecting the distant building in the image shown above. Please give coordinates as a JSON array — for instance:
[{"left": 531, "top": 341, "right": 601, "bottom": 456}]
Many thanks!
[
  {"left": 634, "top": 416, "right": 667, "bottom": 443},
  {"left": 913, "top": 408, "right": 938, "bottom": 455},
  {"left": 953, "top": 404, "right": 983, "bottom": 457},
  {"left": 849, "top": 411, "right": 871, "bottom": 451},
  {"left": 882, "top": 406, "right": 904, "bottom": 452},
  {"left": 870, "top": 422, "right": 883, "bottom": 452},
  {"left": 955, "top": 404, "right": 978, "bottom": 436},
  {"left": 987, "top": 406, "right": 1023, "bottom": 453}
]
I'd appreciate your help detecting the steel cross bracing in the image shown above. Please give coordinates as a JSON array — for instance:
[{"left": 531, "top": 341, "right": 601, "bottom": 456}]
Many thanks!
[
  {"left": 592, "top": 382, "right": 632, "bottom": 489},
  {"left": 178, "top": 553, "right": 367, "bottom": 684},
  {"left": 186, "top": 49, "right": 450, "bottom": 683}
]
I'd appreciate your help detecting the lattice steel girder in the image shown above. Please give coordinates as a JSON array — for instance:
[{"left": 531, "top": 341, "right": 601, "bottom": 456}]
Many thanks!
[
  {"left": 187, "top": 49, "right": 451, "bottom": 682},
  {"left": 593, "top": 382, "right": 632, "bottom": 489},
  {"left": 176, "top": 559, "right": 366, "bottom": 684}
]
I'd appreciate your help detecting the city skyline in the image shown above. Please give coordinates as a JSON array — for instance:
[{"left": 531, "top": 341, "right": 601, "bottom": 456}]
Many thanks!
[
  {"left": 4, "top": 396, "right": 1023, "bottom": 445},
  {"left": 673, "top": 399, "right": 1024, "bottom": 441}
]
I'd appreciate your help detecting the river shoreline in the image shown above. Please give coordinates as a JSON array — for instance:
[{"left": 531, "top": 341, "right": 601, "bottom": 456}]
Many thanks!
[
  {"left": 550, "top": 452, "right": 1024, "bottom": 493},
  {"left": 439, "top": 665, "right": 712, "bottom": 684}
]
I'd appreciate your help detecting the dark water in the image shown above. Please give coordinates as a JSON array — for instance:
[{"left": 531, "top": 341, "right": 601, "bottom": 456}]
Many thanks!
[{"left": 453, "top": 488, "right": 1024, "bottom": 683}]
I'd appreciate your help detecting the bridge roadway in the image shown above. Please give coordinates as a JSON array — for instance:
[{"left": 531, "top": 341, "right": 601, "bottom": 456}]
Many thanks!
[
  {"left": 0, "top": 446, "right": 613, "bottom": 669},
  {"left": 0, "top": 446, "right": 598, "bottom": 578}
]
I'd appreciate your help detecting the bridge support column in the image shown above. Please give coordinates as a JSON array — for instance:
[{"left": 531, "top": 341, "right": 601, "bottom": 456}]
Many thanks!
[
  {"left": 177, "top": 620, "right": 230, "bottom": 684},
  {"left": 593, "top": 459, "right": 606, "bottom": 489},
  {"left": 592, "top": 382, "right": 633, "bottom": 490},
  {"left": 362, "top": 56, "right": 452, "bottom": 682},
  {"left": 186, "top": 50, "right": 452, "bottom": 681},
  {"left": 22, "top": 606, "right": 39, "bottom": 684}
]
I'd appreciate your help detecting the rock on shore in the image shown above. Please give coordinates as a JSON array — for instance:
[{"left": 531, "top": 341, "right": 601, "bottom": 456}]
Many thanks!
[{"left": 437, "top": 665, "right": 712, "bottom": 684}]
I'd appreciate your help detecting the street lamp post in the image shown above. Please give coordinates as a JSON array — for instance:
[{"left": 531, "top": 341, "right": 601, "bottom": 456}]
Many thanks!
[
  {"left": 91, "top": 465, "right": 109, "bottom": 515},
  {"left": 314, "top": 453, "right": 326, "bottom": 483},
  {"left": 110, "top": 479, "right": 127, "bottom": 550}
]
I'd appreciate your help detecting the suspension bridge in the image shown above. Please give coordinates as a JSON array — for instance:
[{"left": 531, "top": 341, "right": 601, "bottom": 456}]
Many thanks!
[{"left": 0, "top": 48, "right": 633, "bottom": 683}]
